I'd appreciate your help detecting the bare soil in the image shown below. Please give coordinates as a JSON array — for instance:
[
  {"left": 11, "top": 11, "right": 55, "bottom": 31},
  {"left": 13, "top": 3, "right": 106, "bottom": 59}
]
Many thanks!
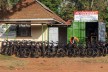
[{"left": 0, "top": 56, "right": 108, "bottom": 72}]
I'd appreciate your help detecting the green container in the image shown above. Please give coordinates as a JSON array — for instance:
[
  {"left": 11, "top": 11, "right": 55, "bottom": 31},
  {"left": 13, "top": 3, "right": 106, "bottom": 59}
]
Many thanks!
[{"left": 67, "top": 22, "right": 86, "bottom": 43}]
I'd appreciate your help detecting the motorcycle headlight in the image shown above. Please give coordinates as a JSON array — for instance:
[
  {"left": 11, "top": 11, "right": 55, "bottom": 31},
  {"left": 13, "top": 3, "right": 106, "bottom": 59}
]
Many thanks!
[
  {"left": 32, "top": 44, "right": 34, "bottom": 45},
  {"left": 3, "top": 43, "right": 6, "bottom": 45},
  {"left": 27, "top": 44, "right": 30, "bottom": 45}
]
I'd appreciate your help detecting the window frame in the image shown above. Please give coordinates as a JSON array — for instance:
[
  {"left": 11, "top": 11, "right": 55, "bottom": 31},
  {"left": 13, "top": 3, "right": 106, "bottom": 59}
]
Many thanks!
[{"left": 16, "top": 24, "right": 31, "bottom": 37}]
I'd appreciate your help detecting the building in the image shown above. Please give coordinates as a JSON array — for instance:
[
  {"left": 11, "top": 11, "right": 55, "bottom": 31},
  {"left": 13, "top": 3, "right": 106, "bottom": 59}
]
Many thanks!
[
  {"left": 67, "top": 11, "right": 106, "bottom": 44},
  {"left": 0, "top": 0, "right": 68, "bottom": 44}
]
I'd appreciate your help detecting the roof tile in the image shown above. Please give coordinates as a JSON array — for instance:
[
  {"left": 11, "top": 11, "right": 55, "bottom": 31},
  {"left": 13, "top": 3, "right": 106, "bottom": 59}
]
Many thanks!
[{"left": 4, "top": 0, "right": 65, "bottom": 24}]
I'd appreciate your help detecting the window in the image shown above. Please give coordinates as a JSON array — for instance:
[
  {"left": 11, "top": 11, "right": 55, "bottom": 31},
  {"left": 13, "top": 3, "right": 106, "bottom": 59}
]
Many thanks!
[{"left": 16, "top": 24, "right": 31, "bottom": 37}]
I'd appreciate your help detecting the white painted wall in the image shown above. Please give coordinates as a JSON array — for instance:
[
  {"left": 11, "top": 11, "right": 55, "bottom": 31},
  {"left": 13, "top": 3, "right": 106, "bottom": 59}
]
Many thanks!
[{"left": 0, "top": 24, "right": 48, "bottom": 48}]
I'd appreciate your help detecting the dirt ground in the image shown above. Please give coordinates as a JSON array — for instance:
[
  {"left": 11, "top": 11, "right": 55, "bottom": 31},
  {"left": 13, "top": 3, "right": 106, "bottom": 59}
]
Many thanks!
[{"left": 0, "top": 56, "right": 108, "bottom": 72}]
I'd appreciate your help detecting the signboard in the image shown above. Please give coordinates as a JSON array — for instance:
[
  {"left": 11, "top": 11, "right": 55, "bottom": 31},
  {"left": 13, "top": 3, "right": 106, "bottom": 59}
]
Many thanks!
[
  {"left": 74, "top": 11, "right": 98, "bottom": 22},
  {"left": 0, "top": 24, "right": 16, "bottom": 38}
]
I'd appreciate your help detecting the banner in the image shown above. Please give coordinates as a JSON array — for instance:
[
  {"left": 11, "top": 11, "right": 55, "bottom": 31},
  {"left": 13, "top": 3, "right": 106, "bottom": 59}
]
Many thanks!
[
  {"left": 74, "top": 11, "right": 98, "bottom": 22},
  {"left": 98, "top": 22, "right": 106, "bottom": 42}
]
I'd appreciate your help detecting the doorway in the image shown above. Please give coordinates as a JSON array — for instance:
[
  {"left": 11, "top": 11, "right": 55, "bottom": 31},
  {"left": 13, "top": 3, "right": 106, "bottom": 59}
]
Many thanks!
[
  {"left": 86, "top": 22, "right": 98, "bottom": 43},
  {"left": 59, "top": 27, "right": 67, "bottom": 44}
]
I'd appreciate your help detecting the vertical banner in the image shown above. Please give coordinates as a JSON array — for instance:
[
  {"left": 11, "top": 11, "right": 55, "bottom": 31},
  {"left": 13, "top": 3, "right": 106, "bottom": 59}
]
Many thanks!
[{"left": 98, "top": 22, "right": 106, "bottom": 42}]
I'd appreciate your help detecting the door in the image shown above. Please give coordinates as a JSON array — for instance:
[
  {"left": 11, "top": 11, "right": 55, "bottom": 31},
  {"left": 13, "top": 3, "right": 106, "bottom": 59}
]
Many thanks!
[
  {"left": 98, "top": 22, "right": 106, "bottom": 42},
  {"left": 80, "top": 22, "right": 86, "bottom": 43},
  {"left": 49, "top": 27, "right": 58, "bottom": 43},
  {"left": 67, "top": 22, "right": 85, "bottom": 43},
  {"left": 59, "top": 27, "right": 67, "bottom": 44}
]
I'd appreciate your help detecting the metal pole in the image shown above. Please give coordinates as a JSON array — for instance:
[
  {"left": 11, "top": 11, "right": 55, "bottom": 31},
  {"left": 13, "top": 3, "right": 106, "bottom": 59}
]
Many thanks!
[
  {"left": 14, "top": 25, "right": 17, "bottom": 40},
  {"left": 6, "top": 24, "right": 8, "bottom": 40},
  {"left": 42, "top": 24, "right": 44, "bottom": 57},
  {"left": 42, "top": 24, "right": 43, "bottom": 42},
  {"left": 48, "top": 25, "right": 49, "bottom": 42}
]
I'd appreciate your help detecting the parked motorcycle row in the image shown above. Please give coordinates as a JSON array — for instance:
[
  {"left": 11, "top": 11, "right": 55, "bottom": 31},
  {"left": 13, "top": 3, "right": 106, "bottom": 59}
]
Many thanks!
[{"left": 1, "top": 40, "right": 108, "bottom": 58}]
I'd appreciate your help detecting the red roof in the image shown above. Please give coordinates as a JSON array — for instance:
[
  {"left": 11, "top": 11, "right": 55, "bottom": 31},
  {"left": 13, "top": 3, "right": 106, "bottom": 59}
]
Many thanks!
[
  {"left": 66, "top": 20, "right": 72, "bottom": 25},
  {"left": 0, "top": 0, "right": 65, "bottom": 24}
]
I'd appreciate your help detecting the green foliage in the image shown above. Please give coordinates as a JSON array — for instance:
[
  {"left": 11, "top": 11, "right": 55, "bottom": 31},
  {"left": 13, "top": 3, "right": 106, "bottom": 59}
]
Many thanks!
[
  {"left": 0, "top": 0, "right": 20, "bottom": 18},
  {"left": 39, "top": 0, "right": 62, "bottom": 13},
  {"left": 40, "top": 0, "right": 108, "bottom": 23},
  {"left": 0, "top": 0, "right": 108, "bottom": 23},
  {"left": 0, "top": 0, "right": 19, "bottom": 10},
  {"left": 0, "top": 0, "right": 8, "bottom": 9}
]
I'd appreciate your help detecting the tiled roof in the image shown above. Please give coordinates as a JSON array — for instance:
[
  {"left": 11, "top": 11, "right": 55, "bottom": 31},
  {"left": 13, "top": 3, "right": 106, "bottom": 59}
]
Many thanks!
[
  {"left": 66, "top": 20, "right": 72, "bottom": 25},
  {"left": 1, "top": 0, "right": 66, "bottom": 24}
]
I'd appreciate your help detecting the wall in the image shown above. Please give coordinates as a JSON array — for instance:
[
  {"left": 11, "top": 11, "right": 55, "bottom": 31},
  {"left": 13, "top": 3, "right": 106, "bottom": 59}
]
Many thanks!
[
  {"left": 32, "top": 25, "right": 48, "bottom": 41},
  {"left": 0, "top": 24, "right": 48, "bottom": 48},
  {"left": 16, "top": 24, "right": 48, "bottom": 41}
]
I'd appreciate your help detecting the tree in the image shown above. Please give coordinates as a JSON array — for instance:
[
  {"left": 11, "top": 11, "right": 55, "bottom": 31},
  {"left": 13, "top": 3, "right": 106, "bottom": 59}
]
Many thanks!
[
  {"left": 58, "top": 0, "right": 74, "bottom": 21},
  {"left": 40, "top": 0, "right": 108, "bottom": 23},
  {"left": 67, "top": 0, "right": 108, "bottom": 23},
  {"left": 0, "top": 0, "right": 20, "bottom": 18},
  {"left": 0, "top": 0, "right": 20, "bottom": 10},
  {"left": 0, "top": 0, "right": 108, "bottom": 23},
  {"left": 39, "top": 0, "right": 62, "bottom": 15}
]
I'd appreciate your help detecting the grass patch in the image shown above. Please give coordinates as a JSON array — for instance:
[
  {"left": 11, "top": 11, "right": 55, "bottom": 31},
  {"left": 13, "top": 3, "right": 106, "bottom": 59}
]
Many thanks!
[
  {"left": 6, "top": 60, "right": 27, "bottom": 70},
  {"left": 0, "top": 55, "right": 15, "bottom": 60},
  {"left": 0, "top": 55, "right": 28, "bottom": 70},
  {"left": 71, "top": 56, "right": 108, "bottom": 63}
]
